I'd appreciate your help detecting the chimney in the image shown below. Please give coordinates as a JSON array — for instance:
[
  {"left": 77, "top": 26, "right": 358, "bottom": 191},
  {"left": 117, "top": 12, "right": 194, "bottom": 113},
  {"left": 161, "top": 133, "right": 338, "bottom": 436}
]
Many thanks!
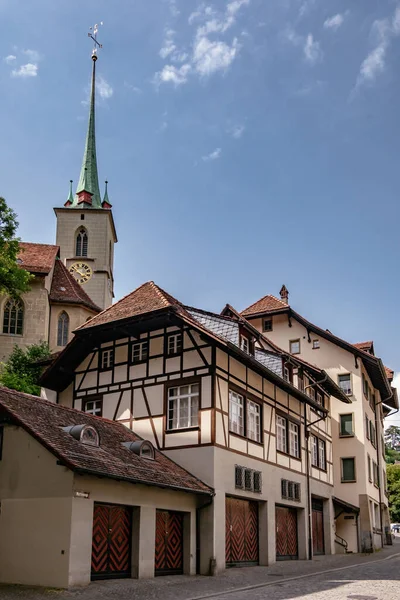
[{"left": 280, "top": 285, "right": 289, "bottom": 304}]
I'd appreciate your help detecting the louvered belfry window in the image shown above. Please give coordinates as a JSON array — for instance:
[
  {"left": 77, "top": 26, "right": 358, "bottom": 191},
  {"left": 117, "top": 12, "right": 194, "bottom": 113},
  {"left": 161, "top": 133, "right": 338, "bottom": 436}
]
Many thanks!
[{"left": 76, "top": 228, "right": 88, "bottom": 257}]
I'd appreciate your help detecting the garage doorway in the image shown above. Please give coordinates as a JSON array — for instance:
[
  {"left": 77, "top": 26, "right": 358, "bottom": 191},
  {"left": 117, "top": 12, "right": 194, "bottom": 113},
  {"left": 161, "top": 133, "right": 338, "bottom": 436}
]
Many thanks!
[
  {"left": 155, "top": 510, "right": 184, "bottom": 576},
  {"left": 91, "top": 503, "right": 132, "bottom": 580},
  {"left": 312, "top": 499, "right": 325, "bottom": 555},
  {"left": 276, "top": 505, "right": 298, "bottom": 560},
  {"left": 225, "top": 497, "right": 259, "bottom": 567}
]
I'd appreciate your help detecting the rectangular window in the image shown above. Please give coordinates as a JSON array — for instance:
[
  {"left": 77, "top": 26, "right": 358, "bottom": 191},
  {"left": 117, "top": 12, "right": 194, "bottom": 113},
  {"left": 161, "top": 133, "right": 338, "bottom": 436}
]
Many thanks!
[
  {"left": 100, "top": 348, "right": 114, "bottom": 370},
  {"left": 340, "top": 414, "right": 354, "bottom": 437},
  {"left": 312, "top": 339, "right": 320, "bottom": 349},
  {"left": 263, "top": 318, "right": 273, "bottom": 332},
  {"left": 370, "top": 393, "right": 376, "bottom": 413},
  {"left": 365, "top": 414, "right": 370, "bottom": 440},
  {"left": 341, "top": 457, "right": 356, "bottom": 482},
  {"left": 240, "top": 336, "right": 250, "bottom": 354},
  {"left": 167, "top": 332, "right": 183, "bottom": 356},
  {"left": 290, "top": 339, "right": 300, "bottom": 354},
  {"left": 281, "top": 479, "right": 288, "bottom": 499},
  {"left": 368, "top": 454, "right": 372, "bottom": 482},
  {"left": 229, "top": 390, "right": 244, "bottom": 436},
  {"left": 247, "top": 399, "right": 261, "bottom": 443},
  {"left": 235, "top": 465, "right": 244, "bottom": 489},
  {"left": 289, "top": 422, "right": 300, "bottom": 458},
  {"left": 318, "top": 439, "right": 326, "bottom": 470},
  {"left": 311, "top": 435, "right": 318, "bottom": 467},
  {"left": 316, "top": 391, "right": 324, "bottom": 407},
  {"left": 167, "top": 383, "right": 199, "bottom": 430},
  {"left": 276, "top": 415, "right": 287, "bottom": 453},
  {"left": 373, "top": 462, "right": 380, "bottom": 487},
  {"left": 370, "top": 422, "right": 376, "bottom": 447},
  {"left": 374, "top": 503, "right": 380, "bottom": 530},
  {"left": 253, "top": 471, "right": 262, "bottom": 493},
  {"left": 83, "top": 398, "right": 103, "bottom": 417},
  {"left": 131, "top": 340, "right": 148, "bottom": 363},
  {"left": 338, "top": 374, "right": 352, "bottom": 395},
  {"left": 244, "top": 468, "right": 253, "bottom": 491}
]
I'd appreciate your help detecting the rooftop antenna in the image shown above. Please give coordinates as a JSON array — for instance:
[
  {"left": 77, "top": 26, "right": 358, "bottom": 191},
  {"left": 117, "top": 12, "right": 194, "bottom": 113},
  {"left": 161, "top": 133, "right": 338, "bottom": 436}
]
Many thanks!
[{"left": 88, "top": 21, "right": 103, "bottom": 60}]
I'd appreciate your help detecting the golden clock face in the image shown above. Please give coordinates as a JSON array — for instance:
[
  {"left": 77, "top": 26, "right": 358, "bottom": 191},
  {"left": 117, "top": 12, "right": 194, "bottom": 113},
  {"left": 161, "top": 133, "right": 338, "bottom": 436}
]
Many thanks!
[{"left": 69, "top": 262, "right": 92, "bottom": 284}]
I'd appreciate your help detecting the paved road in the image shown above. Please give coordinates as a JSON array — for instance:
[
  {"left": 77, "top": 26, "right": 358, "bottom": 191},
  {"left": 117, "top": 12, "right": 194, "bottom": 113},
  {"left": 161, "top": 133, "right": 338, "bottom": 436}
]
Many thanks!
[{"left": 1, "top": 553, "right": 399, "bottom": 600}]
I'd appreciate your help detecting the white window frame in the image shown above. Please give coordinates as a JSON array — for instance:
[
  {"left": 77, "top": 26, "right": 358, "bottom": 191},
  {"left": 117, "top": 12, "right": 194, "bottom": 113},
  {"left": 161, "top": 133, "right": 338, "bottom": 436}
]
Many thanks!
[
  {"left": 247, "top": 400, "right": 261, "bottom": 443},
  {"left": 101, "top": 348, "right": 114, "bottom": 370},
  {"left": 318, "top": 438, "right": 326, "bottom": 470},
  {"left": 131, "top": 340, "right": 148, "bottom": 363},
  {"left": 290, "top": 339, "right": 300, "bottom": 355},
  {"left": 289, "top": 422, "right": 300, "bottom": 458},
  {"left": 229, "top": 390, "right": 244, "bottom": 436},
  {"left": 83, "top": 398, "right": 103, "bottom": 416},
  {"left": 311, "top": 435, "right": 318, "bottom": 467},
  {"left": 340, "top": 413, "right": 354, "bottom": 437},
  {"left": 312, "top": 339, "right": 320, "bottom": 349},
  {"left": 240, "top": 336, "right": 250, "bottom": 354},
  {"left": 338, "top": 373, "right": 352, "bottom": 396},
  {"left": 276, "top": 415, "right": 287, "bottom": 453},
  {"left": 167, "top": 383, "right": 199, "bottom": 430},
  {"left": 167, "top": 333, "right": 182, "bottom": 355}
]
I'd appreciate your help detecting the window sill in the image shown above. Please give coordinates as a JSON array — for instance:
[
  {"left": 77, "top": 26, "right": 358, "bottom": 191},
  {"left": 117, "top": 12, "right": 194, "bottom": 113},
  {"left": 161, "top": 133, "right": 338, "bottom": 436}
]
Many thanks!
[
  {"left": 166, "top": 352, "right": 183, "bottom": 359},
  {"left": 130, "top": 359, "right": 148, "bottom": 366},
  {"left": 341, "top": 479, "right": 356, "bottom": 483},
  {"left": 229, "top": 430, "right": 263, "bottom": 446},
  {"left": 311, "top": 464, "right": 327, "bottom": 473},
  {"left": 0, "top": 333, "right": 23, "bottom": 337},
  {"left": 277, "top": 449, "right": 301, "bottom": 461},
  {"left": 339, "top": 433, "right": 355, "bottom": 438},
  {"left": 165, "top": 426, "right": 199, "bottom": 435}
]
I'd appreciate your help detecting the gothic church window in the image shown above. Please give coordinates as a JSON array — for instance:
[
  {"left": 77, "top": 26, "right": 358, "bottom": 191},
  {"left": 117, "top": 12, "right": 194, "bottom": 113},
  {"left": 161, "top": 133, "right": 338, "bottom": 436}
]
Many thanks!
[
  {"left": 3, "top": 298, "right": 24, "bottom": 335},
  {"left": 76, "top": 228, "right": 88, "bottom": 257},
  {"left": 57, "top": 312, "right": 69, "bottom": 346}
]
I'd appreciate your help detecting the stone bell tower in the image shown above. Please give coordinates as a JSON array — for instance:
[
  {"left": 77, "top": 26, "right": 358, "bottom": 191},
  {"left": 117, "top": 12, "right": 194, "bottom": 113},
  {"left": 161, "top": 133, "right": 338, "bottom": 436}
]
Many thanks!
[{"left": 54, "top": 27, "right": 117, "bottom": 311}]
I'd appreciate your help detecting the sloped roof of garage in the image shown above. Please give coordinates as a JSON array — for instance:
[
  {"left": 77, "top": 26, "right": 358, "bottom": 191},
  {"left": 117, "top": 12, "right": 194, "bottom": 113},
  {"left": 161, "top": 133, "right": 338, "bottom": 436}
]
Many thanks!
[{"left": 0, "top": 388, "right": 213, "bottom": 496}]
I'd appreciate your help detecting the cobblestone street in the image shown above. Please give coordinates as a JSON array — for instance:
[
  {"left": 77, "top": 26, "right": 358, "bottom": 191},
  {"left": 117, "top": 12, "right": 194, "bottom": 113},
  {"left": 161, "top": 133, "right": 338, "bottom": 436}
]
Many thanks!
[{"left": 0, "top": 541, "right": 399, "bottom": 600}]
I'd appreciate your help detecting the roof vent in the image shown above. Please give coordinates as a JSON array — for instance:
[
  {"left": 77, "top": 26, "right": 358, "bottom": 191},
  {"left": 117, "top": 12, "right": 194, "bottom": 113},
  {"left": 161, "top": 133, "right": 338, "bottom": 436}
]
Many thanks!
[
  {"left": 63, "top": 424, "right": 99, "bottom": 447},
  {"left": 122, "top": 440, "right": 155, "bottom": 460}
]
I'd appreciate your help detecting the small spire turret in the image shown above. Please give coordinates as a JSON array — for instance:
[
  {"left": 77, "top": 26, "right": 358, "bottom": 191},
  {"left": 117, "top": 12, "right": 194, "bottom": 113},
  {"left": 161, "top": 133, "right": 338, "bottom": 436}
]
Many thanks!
[
  {"left": 102, "top": 180, "right": 112, "bottom": 209},
  {"left": 64, "top": 180, "right": 74, "bottom": 207}
]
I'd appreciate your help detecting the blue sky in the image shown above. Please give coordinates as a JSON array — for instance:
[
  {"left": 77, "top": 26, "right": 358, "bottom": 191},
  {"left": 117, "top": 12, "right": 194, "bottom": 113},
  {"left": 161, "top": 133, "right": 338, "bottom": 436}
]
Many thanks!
[{"left": 1, "top": 0, "right": 400, "bottom": 394}]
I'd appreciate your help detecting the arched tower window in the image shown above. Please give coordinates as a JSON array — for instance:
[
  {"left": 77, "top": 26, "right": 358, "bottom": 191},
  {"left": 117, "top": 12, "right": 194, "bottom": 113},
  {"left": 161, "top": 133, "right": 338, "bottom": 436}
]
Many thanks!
[
  {"left": 57, "top": 312, "right": 69, "bottom": 347},
  {"left": 76, "top": 228, "right": 88, "bottom": 257},
  {"left": 3, "top": 298, "right": 24, "bottom": 335}
]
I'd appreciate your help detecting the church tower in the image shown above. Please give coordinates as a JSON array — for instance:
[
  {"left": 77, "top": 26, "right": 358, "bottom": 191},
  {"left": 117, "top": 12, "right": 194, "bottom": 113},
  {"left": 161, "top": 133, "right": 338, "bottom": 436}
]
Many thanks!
[{"left": 54, "top": 32, "right": 117, "bottom": 311}]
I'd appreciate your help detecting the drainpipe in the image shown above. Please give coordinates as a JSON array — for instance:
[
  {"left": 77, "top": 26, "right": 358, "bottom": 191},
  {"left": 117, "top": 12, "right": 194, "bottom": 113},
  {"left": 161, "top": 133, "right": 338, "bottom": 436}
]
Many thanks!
[{"left": 304, "top": 402, "right": 313, "bottom": 560}]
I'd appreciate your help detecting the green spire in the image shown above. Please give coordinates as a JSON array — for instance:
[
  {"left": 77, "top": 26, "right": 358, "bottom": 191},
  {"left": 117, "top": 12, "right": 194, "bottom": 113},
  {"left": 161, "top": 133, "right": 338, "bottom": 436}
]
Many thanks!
[
  {"left": 74, "top": 57, "right": 102, "bottom": 208},
  {"left": 66, "top": 180, "right": 74, "bottom": 204},
  {"left": 102, "top": 180, "right": 112, "bottom": 207}
]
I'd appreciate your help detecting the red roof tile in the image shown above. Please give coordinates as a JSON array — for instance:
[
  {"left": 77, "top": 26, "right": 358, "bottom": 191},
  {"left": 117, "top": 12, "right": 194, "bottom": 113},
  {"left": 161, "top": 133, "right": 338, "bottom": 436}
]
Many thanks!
[
  {"left": 385, "top": 366, "right": 394, "bottom": 382},
  {"left": 353, "top": 341, "right": 374, "bottom": 352},
  {"left": 50, "top": 260, "right": 101, "bottom": 313},
  {"left": 0, "top": 387, "right": 212, "bottom": 496},
  {"left": 241, "top": 294, "right": 289, "bottom": 317},
  {"left": 77, "top": 281, "right": 182, "bottom": 330},
  {"left": 18, "top": 242, "right": 59, "bottom": 274}
]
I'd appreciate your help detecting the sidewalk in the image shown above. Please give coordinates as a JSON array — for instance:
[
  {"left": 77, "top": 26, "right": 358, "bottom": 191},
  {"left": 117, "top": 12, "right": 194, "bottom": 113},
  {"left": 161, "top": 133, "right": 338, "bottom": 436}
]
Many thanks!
[{"left": 0, "top": 539, "right": 399, "bottom": 600}]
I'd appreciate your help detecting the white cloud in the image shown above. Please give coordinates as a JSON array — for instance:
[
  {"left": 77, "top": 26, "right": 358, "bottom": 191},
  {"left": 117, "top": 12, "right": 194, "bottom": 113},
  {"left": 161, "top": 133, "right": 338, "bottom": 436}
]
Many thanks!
[
  {"left": 189, "top": 4, "right": 215, "bottom": 25},
  {"left": 23, "top": 49, "right": 40, "bottom": 62},
  {"left": 124, "top": 82, "right": 142, "bottom": 93},
  {"left": 168, "top": 0, "right": 180, "bottom": 17},
  {"left": 393, "top": 6, "right": 400, "bottom": 34},
  {"left": 304, "top": 34, "right": 322, "bottom": 64},
  {"left": 155, "top": 63, "right": 191, "bottom": 86},
  {"left": 229, "top": 124, "right": 245, "bottom": 138},
  {"left": 359, "top": 45, "right": 386, "bottom": 82},
  {"left": 193, "top": 36, "right": 239, "bottom": 76},
  {"left": 159, "top": 29, "right": 177, "bottom": 59},
  {"left": 299, "top": 0, "right": 317, "bottom": 18},
  {"left": 3, "top": 55, "right": 16, "bottom": 64},
  {"left": 11, "top": 63, "right": 38, "bottom": 78},
  {"left": 202, "top": 147, "right": 221, "bottom": 161},
  {"left": 96, "top": 76, "right": 113, "bottom": 99},
  {"left": 324, "top": 13, "right": 347, "bottom": 31}
]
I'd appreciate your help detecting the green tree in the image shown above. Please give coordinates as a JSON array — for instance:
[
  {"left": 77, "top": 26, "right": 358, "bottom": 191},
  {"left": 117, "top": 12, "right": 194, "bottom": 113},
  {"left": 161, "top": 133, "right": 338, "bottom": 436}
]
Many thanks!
[
  {"left": 386, "top": 446, "right": 400, "bottom": 464},
  {"left": 387, "top": 464, "right": 400, "bottom": 523},
  {"left": 385, "top": 426, "right": 400, "bottom": 451},
  {"left": 0, "top": 196, "right": 32, "bottom": 296},
  {"left": 0, "top": 342, "right": 51, "bottom": 396}
]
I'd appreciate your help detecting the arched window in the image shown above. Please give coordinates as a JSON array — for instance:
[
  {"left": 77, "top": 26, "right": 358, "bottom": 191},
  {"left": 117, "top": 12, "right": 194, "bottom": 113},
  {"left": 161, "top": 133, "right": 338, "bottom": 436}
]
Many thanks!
[
  {"left": 57, "top": 311, "right": 69, "bottom": 346},
  {"left": 3, "top": 298, "right": 24, "bottom": 335},
  {"left": 75, "top": 228, "right": 88, "bottom": 257}
]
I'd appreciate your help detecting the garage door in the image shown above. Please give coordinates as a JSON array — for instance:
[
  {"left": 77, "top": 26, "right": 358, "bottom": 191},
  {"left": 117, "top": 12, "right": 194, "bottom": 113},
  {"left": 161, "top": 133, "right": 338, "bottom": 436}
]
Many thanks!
[
  {"left": 155, "top": 510, "right": 184, "bottom": 576},
  {"left": 312, "top": 499, "right": 325, "bottom": 555},
  {"left": 276, "top": 506, "right": 298, "bottom": 560},
  {"left": 225, "top": 497, "right": 259, "bottom": 566},
  {"left": 91, "top": 503, "right": 132, "bottom": 580}
]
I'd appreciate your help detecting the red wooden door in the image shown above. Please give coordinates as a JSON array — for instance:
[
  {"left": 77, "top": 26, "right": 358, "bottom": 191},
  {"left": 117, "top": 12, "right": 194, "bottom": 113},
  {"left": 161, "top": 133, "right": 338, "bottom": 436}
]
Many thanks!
[
  {"left": 312, "top": 500, "right": 325, "bottom": 555},
  {"left": 155, "top": 510, "right": 184, "bottom": 575},
  {"left": 276, "top": 506, "right": 298, "bottom": 560},
  {"left": 91, "top": 503, "right": 131, "bottom": 579},
  {"left": 225, "top": 497, "right": 259, "bottom": 566}
]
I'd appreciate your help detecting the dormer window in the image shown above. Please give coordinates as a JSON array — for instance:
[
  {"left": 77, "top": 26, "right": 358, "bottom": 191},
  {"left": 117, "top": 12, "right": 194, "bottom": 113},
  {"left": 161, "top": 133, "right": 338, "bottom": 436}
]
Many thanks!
[
  {"left": 240, "top": 336, "right": 250, "bottom": 354},
  {"left": 122, "top": 440, "right": 155, "bottom": 460},
  {"left": 63, "top": 424, "right": 99, "bottom": 447}
]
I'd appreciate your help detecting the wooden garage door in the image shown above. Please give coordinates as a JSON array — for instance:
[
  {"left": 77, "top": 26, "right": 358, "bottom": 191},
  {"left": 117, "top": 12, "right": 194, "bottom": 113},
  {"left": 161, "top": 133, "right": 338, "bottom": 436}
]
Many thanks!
[
  {"left": 225, "top": 497, "right": 259, "bottom": 566},
  {"left": 312, "top": 499, "right": 325, "bottom": 556},
  {"left": 155, "top": 510, "right": 184, "bottom": 576},
  {"left": 276, "top": 506, "right": 298, "bottom": 560},
  {"left": 91, "top": 503, "right": 132, "bottom": 580}
]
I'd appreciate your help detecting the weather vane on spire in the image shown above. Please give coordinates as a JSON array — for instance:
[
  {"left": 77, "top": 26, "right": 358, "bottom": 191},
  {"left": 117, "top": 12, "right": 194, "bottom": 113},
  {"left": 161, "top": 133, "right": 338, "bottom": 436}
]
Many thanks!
[{"left": 88, "top": 22, "right": 103, "bottom": 60}]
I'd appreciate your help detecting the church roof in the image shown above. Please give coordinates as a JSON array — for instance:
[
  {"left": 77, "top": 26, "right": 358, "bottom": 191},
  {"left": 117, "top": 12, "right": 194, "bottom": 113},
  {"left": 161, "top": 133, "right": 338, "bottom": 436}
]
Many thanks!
[
  {"left": 241, "top": 294, "right": 289, "bottom": 317},
  {"left": 0, "top": 388, "right": 213, "bottom": 496},
  {"left": 49, "top": 260, "right": 101, "bottom": 313},
  {"left": 18, "top": 242, "right": 59, "bottom": 275}
]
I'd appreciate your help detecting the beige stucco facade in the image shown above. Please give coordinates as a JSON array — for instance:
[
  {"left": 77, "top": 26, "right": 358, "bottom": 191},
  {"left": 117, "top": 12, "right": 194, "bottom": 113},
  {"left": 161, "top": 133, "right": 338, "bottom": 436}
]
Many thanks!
[{"left": 247, "top": 312, "right": 390, "bottom": 553}]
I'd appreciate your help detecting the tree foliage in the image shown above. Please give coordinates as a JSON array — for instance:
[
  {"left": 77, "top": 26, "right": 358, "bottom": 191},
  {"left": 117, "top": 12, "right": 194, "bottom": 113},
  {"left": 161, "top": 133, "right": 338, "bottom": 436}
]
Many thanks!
[
  {"left": 387, "top": 464, "right": 400, "bottom": 523},
  {"left": 385, "top": 426, "right": 400, "bottom": 451},
  {"left": 0, "top": 196, "right": 32, "bottom": 297},
  {"left": 0, "top": 342, "right": 51, "bottom": 396}
]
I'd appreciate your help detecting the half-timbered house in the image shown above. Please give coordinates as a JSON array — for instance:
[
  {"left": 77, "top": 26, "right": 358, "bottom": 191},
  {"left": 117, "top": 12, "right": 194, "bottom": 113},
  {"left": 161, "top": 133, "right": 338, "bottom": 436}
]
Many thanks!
[{"left": 41, "top": 281, "right": 351, "bottom": 575}]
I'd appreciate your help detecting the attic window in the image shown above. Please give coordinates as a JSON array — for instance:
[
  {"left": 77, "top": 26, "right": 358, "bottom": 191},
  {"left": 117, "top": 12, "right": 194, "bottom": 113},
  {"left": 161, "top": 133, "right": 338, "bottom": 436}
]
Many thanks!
[
  {"left": 63, "top": 424, "right": 100, "bottom": 447},
  {"left": 122, "top": 440, "right": 155, "bottom": 460}
]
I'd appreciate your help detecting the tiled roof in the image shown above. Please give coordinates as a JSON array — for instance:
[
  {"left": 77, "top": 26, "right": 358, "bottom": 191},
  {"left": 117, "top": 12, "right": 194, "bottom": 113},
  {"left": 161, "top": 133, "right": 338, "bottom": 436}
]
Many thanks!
[
  {"left": 50, "top": 260, "right": 101, "bottom": 313},
  {"left": 354, "top": 341, "right": 374, "bottom": 353},
  {"left": 254, "top": 349, "right": 283, "bottom": 376},
  {"left": 187, "top": 308, "right": 239, "bottom": 346},
  {"left": 0, "top": 388, "right": 212, "bottom": 496},
  {"left": 18, "top": 242, "right": 59, "bottom": 275},
  {"left": 241, "top": 294, "right": 289, "bottom": 317},
  {"left": 385, "top": 366, "right": 394, "bottom": 382},
  {"left": 77, "top": 281, "right": 182, "bottom": 330}
]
